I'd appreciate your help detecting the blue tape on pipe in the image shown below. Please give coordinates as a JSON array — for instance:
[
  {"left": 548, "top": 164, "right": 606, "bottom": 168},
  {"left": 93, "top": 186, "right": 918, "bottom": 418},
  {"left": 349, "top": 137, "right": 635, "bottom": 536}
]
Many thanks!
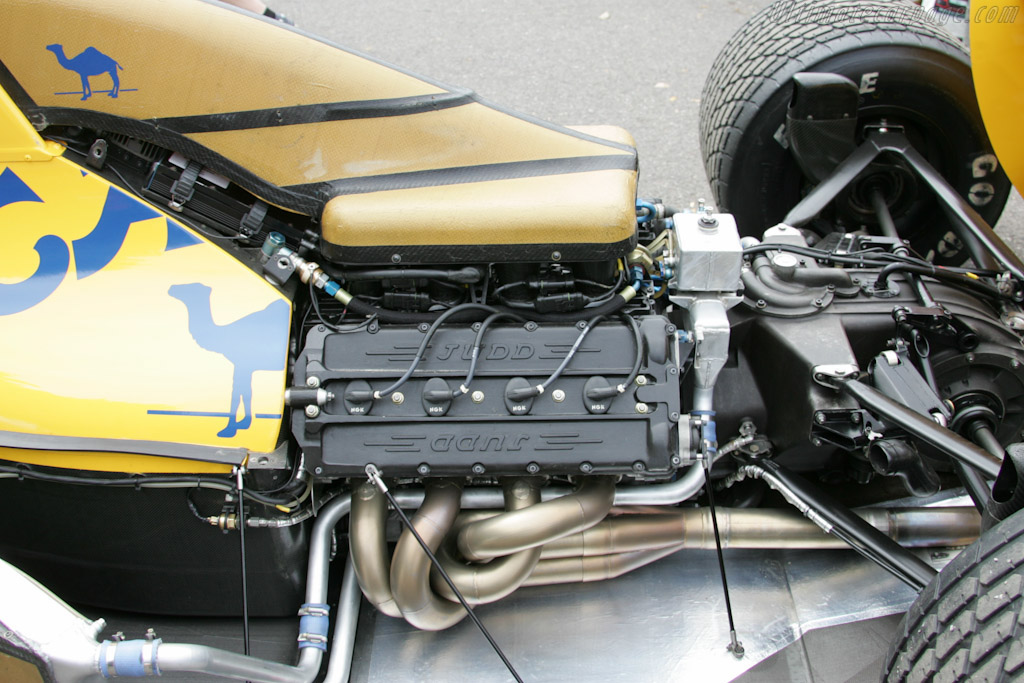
[
  {"left": 114, "top": 640, "right": 147, "bottom": 677},
  {"left": 298, "top": 602, "right": 331, "bottom": 651},
  {"left": 98, "top": 641, "right": 111, "bottom": 679},
  {"left": 705, "top": 420, "right": 717, "bottom": 445}
]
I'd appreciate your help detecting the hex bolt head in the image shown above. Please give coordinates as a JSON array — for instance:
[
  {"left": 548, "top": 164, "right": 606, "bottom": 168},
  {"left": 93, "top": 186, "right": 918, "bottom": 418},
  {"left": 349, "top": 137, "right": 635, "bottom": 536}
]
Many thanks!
[
  {"left": 471, "top": 463, "right": 486, "bottom": 475},
  {"left": 391, "top": 392, "right": 405, "bottom": 405},
  {"left": 306, "top": 376, "right": 321, "bottom": 388},
  {"left": 635, "top": 403, "right": 649, "bottom": 414},
  {"left": 314, "top": 467, "right": 323, "bottom": 475},
  {"left": 698, "top": 212, "right": 719, "bottom": 230},
  {"left": 551, "top": 251, "right": 562, "bottom": 261},
  {"left": 635, "top": 375, "right": 648, "bottom": 386},
  {"left": 417, "top": 464, "right": 431, "bottom": 476},
  {"left": 526, "top": 462, "right": 541, "bottom": 474},
  {"left": 815, "top": 412, "right": 826, "bottom": 424},
  {"left": 552, "top": 389, "right": 566, "bottom": 402},
  {"left": 579, "top": 462, "right": 594, "bottom": 473},
  {"left": 471, "top": 390, "right": 485, "bottom": 403},
  {"left": 305, "top": 405, "right": 321, "bottom": 418},
  {"left": 632, "top": 461, "right": 645, "bottom": 472}
]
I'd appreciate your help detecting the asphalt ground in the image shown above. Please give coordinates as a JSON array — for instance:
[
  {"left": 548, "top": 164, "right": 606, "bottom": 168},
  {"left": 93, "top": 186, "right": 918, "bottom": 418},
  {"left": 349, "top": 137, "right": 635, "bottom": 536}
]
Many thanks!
[{"left": 270, "top": 0, "right": 1024, "bottom": 252}]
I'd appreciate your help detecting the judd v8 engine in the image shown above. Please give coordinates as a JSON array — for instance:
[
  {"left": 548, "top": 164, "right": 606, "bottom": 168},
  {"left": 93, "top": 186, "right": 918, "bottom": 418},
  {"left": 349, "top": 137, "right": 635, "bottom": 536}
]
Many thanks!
[{"left": 292, "top": 314, "right": 682, "bottom": 478}]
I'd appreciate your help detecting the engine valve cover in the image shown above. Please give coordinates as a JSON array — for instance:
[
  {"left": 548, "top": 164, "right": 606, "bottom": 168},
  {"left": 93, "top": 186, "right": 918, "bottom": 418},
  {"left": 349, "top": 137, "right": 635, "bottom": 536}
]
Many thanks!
[{"left": 293, "top": 316, "right": 682, "bottom": 477}]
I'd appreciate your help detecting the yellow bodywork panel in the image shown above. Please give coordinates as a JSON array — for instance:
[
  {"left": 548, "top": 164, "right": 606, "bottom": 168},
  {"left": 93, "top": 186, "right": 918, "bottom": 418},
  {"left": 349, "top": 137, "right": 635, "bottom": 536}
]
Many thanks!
[
  {"left": 1, "top": 0, "right": 443, "bottom": 117},
  {"left": 0, "top": 156, "right": 290, "bottom": 472},
  {"left": 0, "top": 0, "right": 638, "bottom": 261},
  {"left": 323, "top": 169, "right": 638, "bottom": 248},
  {"left": 972, "top": 3, "right": 1024, "bottom": 191},
  {"left": 0, "top": 87, "right": 63, "bottom": 162},
  {"left": 188, "top": 104, "right": 630, "bottom": 188},
  {"left": 0, "top": 448, "right": 232, "bottom": 474}
]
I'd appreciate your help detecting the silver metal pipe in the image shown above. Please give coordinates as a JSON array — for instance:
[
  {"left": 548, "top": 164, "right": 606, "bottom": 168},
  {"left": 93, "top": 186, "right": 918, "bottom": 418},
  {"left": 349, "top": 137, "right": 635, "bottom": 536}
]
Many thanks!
[
  {"left": 349, "top": 481, "right": 401, "bottom": 617},
  {"left": 858, "top": 507, "right": 980, "bottom": 548},
  {"left": 392, "top": 462, "right": 711, "bottom": 510},
  {"left": 433, "top": 479, "right": 543, "bottom": 604},
  {"left": 457, "top": 476, "right": 616, "bottom": 561},
  {"left": 0, "top": 494, "right": 357, "bottom": 683},
  {"left": 157, "top": 644, "right": 315, "bottom": 683},
  {"left": 611, "top": 460, "right": 707, "bottom": 506},
  {"left": 324, "top": 556, "right": 361, "bottom": 683},
  {"left": 305, "top": 494, "right": 352, "bottom": 604},
  {"left": 540, "top": 506, "right": 980, "bottom": 558},
  {"left": 540, "top": 513, "right": 691, "bottom": 558},
  {"left": 523, "top": 544, "right": 686, "bottom": 587},
  {"left": 390, "top": 480, "right": 467, "bottom": 630}
]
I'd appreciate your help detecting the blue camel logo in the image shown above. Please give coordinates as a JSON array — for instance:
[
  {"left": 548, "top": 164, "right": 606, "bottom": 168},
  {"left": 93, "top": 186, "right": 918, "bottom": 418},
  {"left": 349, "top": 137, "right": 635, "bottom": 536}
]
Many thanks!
[
  {"left": 0, "top": 168, "right": 200, "bottom": 316},
  {"left": 167, "top": 283, "right": 290, "bottom": 438},
  {"left": 46, "top": 44, "right": 125, "bottom": 100}
]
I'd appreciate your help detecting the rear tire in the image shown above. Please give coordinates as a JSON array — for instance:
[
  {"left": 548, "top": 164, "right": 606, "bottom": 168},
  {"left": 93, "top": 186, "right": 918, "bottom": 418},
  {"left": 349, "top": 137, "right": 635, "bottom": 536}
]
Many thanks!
[
  {"left": 699, "top": 0, "right": 1011, "bottom": 264},
  {"left": 884, "top": 507, "right": 1024, "bottom": 682}
]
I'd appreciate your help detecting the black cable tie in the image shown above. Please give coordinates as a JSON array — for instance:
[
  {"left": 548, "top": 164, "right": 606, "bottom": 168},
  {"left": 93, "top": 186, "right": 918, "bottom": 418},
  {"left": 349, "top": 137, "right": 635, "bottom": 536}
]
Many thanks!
[
  {"left": 239, "top": 200, "right": 269, "bottom": 237},
  {"left": 168, "top": 160, "right": 203, "bottom": 212}
]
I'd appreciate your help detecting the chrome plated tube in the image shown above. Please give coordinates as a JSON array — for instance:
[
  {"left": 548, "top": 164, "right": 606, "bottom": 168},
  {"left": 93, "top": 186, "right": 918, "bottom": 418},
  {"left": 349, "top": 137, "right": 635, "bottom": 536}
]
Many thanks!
[
  {"left": 457, "top": 476, "right": 616, "bottom": 561},
  {"left": 540, "top": 513, "right": 691, "bottom": 558},
  {"left": 433, "top": 479, "right": 543, "bottom": 604},
  {"left": 349, "top": 481, "right": 401, "bottom": 617},
  {"left": 305, "top": 495, "right": 352, "bottom": 604},
  {"left": 324, "top": 557, "right": 361, "bottom": 683},
  {"left": 611, "top": 460, "right": 708, "bottom": 506},
  {"left": 157, "top": 644, "right": 313, "bottom": 683},
  {"left": 539, "top": 507, "right": 980, "bottom": 558},
  {"left": 523, "top": 544, "right": 686, "bottom": 587},
  {"left": 390, "top": 480, "right": 467, "bottom": 630},
  {"left": 391, "top": 462, "right": 711, "bottom": 510},
  {"left": 150, "top": 495, "right": 354, "bottom": 682},
  {"left": 858, "top": 507, "right": 980, "bottom": 548}
]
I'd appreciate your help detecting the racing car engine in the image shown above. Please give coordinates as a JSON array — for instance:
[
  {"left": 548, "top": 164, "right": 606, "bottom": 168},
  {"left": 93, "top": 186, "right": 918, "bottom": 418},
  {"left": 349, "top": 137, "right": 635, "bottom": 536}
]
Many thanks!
[
  {"left": 292, "top": 315, "right": 682, "bottom": 478},
  {"left": 282, "top": 207, "right": 733, "bottom": 481},
  {"left": 283, "top": 205, "right": 1024, "bottom": 490}
]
